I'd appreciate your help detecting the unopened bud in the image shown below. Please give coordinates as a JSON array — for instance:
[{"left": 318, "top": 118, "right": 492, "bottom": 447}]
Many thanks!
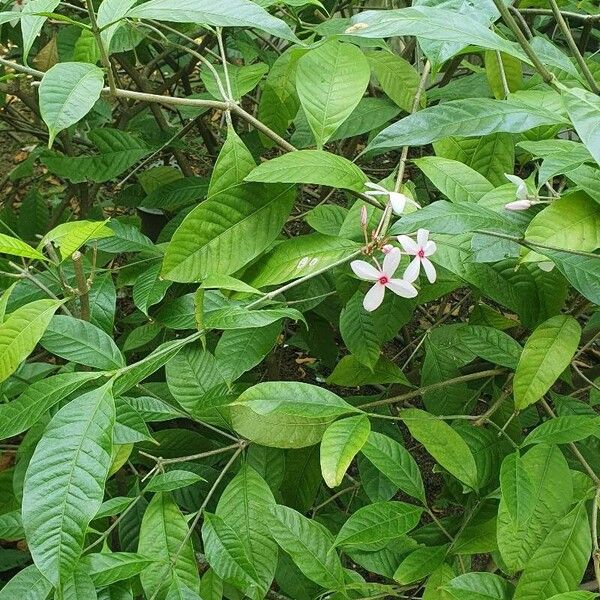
[
  {"left": 504, "top": 199, "right": 533, "bottom": 211},
  {"left": 381, "top": 244, "right": 394, "bottom": 254},
  {"left": 360, "top": 205, "right": 369, "bottom": 229}
]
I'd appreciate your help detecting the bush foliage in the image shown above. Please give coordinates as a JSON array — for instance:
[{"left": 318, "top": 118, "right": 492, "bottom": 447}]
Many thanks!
[{"left": 0, "top": 0, "right": 599, "bottom": 599}]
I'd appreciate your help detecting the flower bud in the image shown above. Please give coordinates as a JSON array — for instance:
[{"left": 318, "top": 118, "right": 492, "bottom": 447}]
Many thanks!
[
  {"left": 381, "top": 244, "right": 394, "bottom": 254},
  {"left": 360, "top": 205, "right": 368, "bottom": 229},
  {"left": 504, "top": 199, "right": 533, "bottom": 211}
]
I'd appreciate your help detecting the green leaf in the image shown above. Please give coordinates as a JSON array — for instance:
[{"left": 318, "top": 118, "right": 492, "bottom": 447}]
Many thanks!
[
  {"left": 22, "top": 382, "right": 115, "bottom": 586},
  {"left": 247, "top": 233, "right": 360, "bottom": 289},
  {"left": 162, "top": 180, "right": 294, "bottom": 280},
  {"left": 522, "top": 193, "right": 600, "bottom": 264},
  {"left": 165, "top": 346, "right": 226, "bottom": 415},
  {"left": 132, "top": 262, "right": 171, "bottom": 315},
  {"left": 202, "top": 513, "right": 263, "bottom": 598},
  {"left": 514, "top": 503, "right": 591, "bottom": 600},
  {"left": 393, "top": 544, "right": 449, "bottom": 585},
  {"left": 434, "top": 133, "right": 515, "bottom": 188},
  {"left": 367, "top": 95, "right": 566, "bottom": 153},
  {"left": 40, "top": 315, "right": 124, "bottom": 370},
  {"left": 500, "top": 453, "right": 534, "bottom": 528},
  {"left": 360, "top": 431, "right": 425, "bottom": 503},
  {"left": 538, "top": 247, "right": 600, "bottom": 305},
  {"left": 497, "top": 444, "right": 573, "bottom": 572},
  {"left": 513, "top": 315, "right": 581, "bottom": 410},
  {"left": 296, "top": 40, "right": 370, "bottom": 148},
  {"left": 166, "top": 579, "right": 203, "bottom": 600},
  {"left": 0, "top": 372, "right": 99, "bottom": 440},
  {"left": 327, "top": 354, "right": 411, "bottom": 387},
  {"left": 0, "top": 299, "right": 63, "bottom": 384},
  {"left": 97, "top": 0, "right": 137, "bottom": 53},
  {"left": 41, "top": 129, "right": 151, "bottom": 183},
  {"left": 230, "top": 382, "right": 358, "bottom": 448},
  {"left": 400, "top": 408, "right": 478, "bottom": 489},
  {"left": 39, "top": 62, "right": 105, "bottom": 146},
  {"left": 0, "top": 564, "right": 53, "bottom": 600},
  {"left": 414, "top": 156, "right": 494, "bottom": 203},
  {"left": 127, "top": 0, "right": 299, "bottom": 43},
  {"left": 348, "top": 7, "right": 526, "bottom": 60},
  {"left": 267, "top": 504, "right": 345, "bottom": 590},
  {"left": 389, "top": 200, "right": 514, "bottom": 236},
  {"left": 562, "top": 87, "right": 600, "bottom": 166},
  {"left": 201, "top": 63, "right": 268, "bottom": 102},
  {"left": 335, "top": 501, "right": 422, "bottom": 551},
  {"left": 81, "top": 552, "right": 154, "bottom": 587},
  {"left": 138, "top": 493, "right": 200, "bottom": 599},
  {"left": 0, "top": 233, "right": 47, "bottom": 261},
  {"left": 485, "top": 51, "right": 523, "bottom": 99},
  {"left": 443, "top": 572, "right": 513, "bottom": 600},
  {"left": 21, "top": 0, "right": 60, "bottom": 64},
  {"left": 214, "top": 465, "right": 277, "bottom": 598},
  {"left": 366, "top": 50, "right": 423, "bottom": 112},
  {"left": 320, "top": 415, "right": 370, "bottom": 488},
  {"left": 339, "top": 291, "right": 381, "bottom": 370},
  {"left": 245, "top": 150, "right": 368, "bottom": 192},
  {"left": 145, "top": 471, "right": 205, "bottom": 492},
  {"left": 523, "top": 416, "right": 600, "bottom": 446},
  {"left": 204, "top": 306, "right": 304, "bottom": 330},
  {"left": 214, "top": 322, "right": 281, "bottom": 382},
  {"left": 42, "top": 220, "right": 113, "bottom": 261}
]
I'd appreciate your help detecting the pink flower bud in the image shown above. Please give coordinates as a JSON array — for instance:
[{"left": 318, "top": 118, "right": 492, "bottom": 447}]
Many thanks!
[
  {"left": 504, "top": 199, "right": 533, "bottom": 211},
  {"left": 381, "top": 244, "right": 394, "bottom": 254},
  {"left": 360, "top": 205, "right": 368, "bottom": 228}
]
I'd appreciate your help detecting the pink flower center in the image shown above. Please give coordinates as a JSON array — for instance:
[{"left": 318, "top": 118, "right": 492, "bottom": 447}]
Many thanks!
[
  {"left": 417, "top": 249, "right": 425, "bottom": 258},
  {"left": 378, "top": 275, "right": 389, "bottom": 285}
]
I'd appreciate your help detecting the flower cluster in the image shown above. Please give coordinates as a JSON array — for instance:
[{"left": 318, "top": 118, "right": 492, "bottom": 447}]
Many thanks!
[{"left": 351, "top": 228, "right": 437, "bottom": 312}]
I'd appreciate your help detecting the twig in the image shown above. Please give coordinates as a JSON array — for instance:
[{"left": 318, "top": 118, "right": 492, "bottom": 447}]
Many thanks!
[
  {"left": 548, "top": 0, "right": 599, "bottom": 94},
  {"left": 72, "top": 251, "right": 90, "bottom": 321}
]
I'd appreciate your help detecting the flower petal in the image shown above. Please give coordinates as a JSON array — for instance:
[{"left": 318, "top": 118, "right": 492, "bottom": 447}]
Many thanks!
[
  {"left": 422, "top": 257, "right": 437, "bottom": 283},
  {"left": 424, "top": 240, "right": 437, "bottom": 256},
  {"left": 363, "top": 283, "right": 385, "bottom": 312},
  {"left": 397, "top": 235, "right": 418, "bottom": 255},
  {"left": 351, "top": 260, "right": 380, "bottom": 281},
  {"left": 403, "top": 256, "right": 421, "bottom": 283},
  {"left": 382, "top": 247, "right": 401, "bottom": 276},
  {"left": 417, "top": 228, "right": 429, "bottom": 247},
  {"left": 387, "top": 278, "right": 418, "bottom": 298},
  {"left": 389, "top": 192, "right": 407, "bottom": 215}
]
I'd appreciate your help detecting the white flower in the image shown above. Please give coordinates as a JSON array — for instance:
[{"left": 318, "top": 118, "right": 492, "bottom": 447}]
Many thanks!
[
  {"left": 504, "top": 173, "right": 533, "bottom": 211},
  {"left": 364, "top": 182, "right": 420, "bottom": 215},
  {"left": 397, "top": 229, "right": 437, "bottom": 284},
  {"left": 350, "top": 248, "right": 418, "bottom": 312}
]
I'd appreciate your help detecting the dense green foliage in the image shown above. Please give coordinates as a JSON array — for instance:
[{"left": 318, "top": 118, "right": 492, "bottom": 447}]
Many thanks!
[{"left": 0, "top": 0, "right": 599, "bottom": 598}]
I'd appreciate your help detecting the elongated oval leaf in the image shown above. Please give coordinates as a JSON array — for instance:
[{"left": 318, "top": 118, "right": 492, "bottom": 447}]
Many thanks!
[
  {"left": 0, "top": 233, "right": 47, "bottom": 261},
  {"left": 245, "top": 150, "right": 368, "bottom": 192},
  {"left": 320, "top": 414, "right": 370, "bottom": 488},
  {"left": 0, "top": 299, "right": 63, "bottom": 384},
  {"left": 127, "top": 0, "right": 298, "bottom": 43},
  {"left": 230, "top": 382, "right": 358, "bottom": 448},
  {"left": 400, "top": 408, "right": 478, "bottom": 489},
  {"left": 40, "top": 315, "right": 124, "bottom": 370},
  {"left": 296, "top": 40, "right": 370, "bottom": 148},
  {"left": 22, "top": 382, "right": 115, "bottom": 586},
  {"left": 513, "top": 315, "right": 581, "bottom": 410},
  {"left": 334, "top": 501, "right": 422, "bottom": 551},
  {"left": 138, "top": 492, "right": 200, "bottom": 598},
  {"left": 0, "top": 564, "right": 53, "bottom": 600},
  {"left": 267, "top": 504, "right": 345, "bottom": 590},
  {"left": 39, "top": 62, "right": 105, "bottom": 146}
]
